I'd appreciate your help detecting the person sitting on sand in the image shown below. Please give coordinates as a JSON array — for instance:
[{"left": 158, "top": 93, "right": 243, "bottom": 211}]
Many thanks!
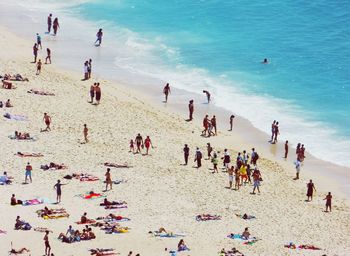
[
  {"left": 178, "top": 239, "right": 189, "bottom": 251},
  {"left": 241, "top": 227, "right": 250, "bottom": 240},
  {"left": 0, "top": 172, "right": 13, "bottom": 185},
  {"left": 2, "top": 80, "right": 14, "bottom": 89},
  {"left": 88, "top": 228, "right": 96, "bottom": 239},
  {"left": 5, "top": 99, "right": 13, "bottom": 107},
  {"left": 11, "top": 194, "right": 22, "bottom": 205},
  {"left": 81, "top": 212, "right": 88, "bottom": 224}
]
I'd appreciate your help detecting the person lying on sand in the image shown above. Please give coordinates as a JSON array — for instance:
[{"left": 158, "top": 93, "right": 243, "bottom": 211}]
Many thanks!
[
  {"left": 14, "top": 131, "right": 31, "bottom": 140},
  {"left": 9, "top": 247, "right": 30, "bottom": 255},
  {"left": 40, "top": 162, "right": 67, "bottom": 170},
  {"left": 2, "top": 74, "right": 29, "bottom": 81},
  {"left": 16, "top": 152, "right": 43, "bottom": 157},
  {"left": 99, "top": 198, "right": 127, "bottom": 206},
  {"left": 27, "top": 89, "right": 55, "bottom": 96},
  {"left": 103, "top": 162, "right": 130, "bottom": 168},
  {"left": 219, "top": 247, "right": 243, "bottom": 256}
]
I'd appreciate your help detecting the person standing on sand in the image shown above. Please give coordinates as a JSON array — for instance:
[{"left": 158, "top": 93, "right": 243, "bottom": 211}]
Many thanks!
[
  {"left": 83, "top": 124, "right": 89, "bottom": 143},
  {"left": 270, "top": 120, "right": 276, "bottom": 142},
  {"left": 202, "top": 115, "right": 209, "bottom": 136},
  {"left": 188, "top": 100, "right": 194, "bottom": 121},
  {"left": 45, "top": 48, "right": 51, "bottom": 64},
  {"left": 203, "top": 90, "right": 211, "bottom": 103},
  {"left": 53, "top": 18, "right": 59, "bottom": 35},
  {"left": 95, "top": 28, "right": 103, "bottom": 46},
  {"left": 36, "top": 59, "right": 42, "bottom": 75},
  {"left": 183, "top": 144, "right": 189, "bottom": 165},
  {"left": 24, "top": 162, "right": 33, "bottom": 184},
  {"left": 234, "top": 167, "right": 240, "bottom": 190},
  {"left": 194, "top": 147, "right": 202, "bottom": 168},
  {"left": 44, "top": 230, "right": 51, "bottom": 255},
  {"left": 211, "top": 115, "right": 217, "bottom": 135},
  {"left": 272, "top": 121, "right": 279, "bottom": 143},
  {"left": 144, "top": 136, "right": 152, "bottom": 155},
  {"left": 33, "top": 43, "right": 38, "bottom": 63},
  {"left": 54, "top": 179, "right": 66, "bottom": 203},
  {"left": 324, "top": 192, "right": 332, "bottom": 212},
  {"left": 83, "top": 61, "right": 89, "bottom": 80},
  {"left": 95, "top": 83, "right": 101, "bottom": 104},
  {"left": 229, "top": 115, "right": 235, "bottom": 131},
  {"left": 206, "top": 143, "right": 213, "bottom": 160},
  {"left": 105, "top": 168, "right": 112, "bottom": 191},
  {"left": 163, "top": 83, "right": 171, "bottom": 102},
  {"left": 135, "top": 133, "right": 144, "bottom": 153},
  {"left": 294, "top": 158, "right": 301, "bottom": 180},
  {"left": 47, "top": 13, "right": 52, "bottom": 33},
  {"left": 284, "top": 140, "right": 289, "bottom": 158},
  {"left": 306, "top": 180, "right": 316, "bottom": 202},
  {"left": 250, "top": 148, "right": 259, "bottom": 166},
  {"left": 228, "top": 166, "right": 234, "bottom": 189},
  {"left": 88, "top": 59, "right": 92, "bottom": 79},
  {"left": 211, "top": 152, "right": 218, "bottom": 173},
  {"left": 42, "top": 113, "right": 52, "bottom": 131},
  {"left": 36, "top": 33, "right": 42, "bottom": 49},
  {"left": 89, "top": 83, "right": 96, "bottom": 103}
]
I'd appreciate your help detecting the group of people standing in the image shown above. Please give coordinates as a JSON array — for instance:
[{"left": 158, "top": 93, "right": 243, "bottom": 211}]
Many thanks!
[
  {"left": 89, "top": 83, "right": 101, "bottom": 105},
  {"left": 83, "top": 59, "right": 92, "bottom": 80},
  {"left": 201, "top": 114, "right": 217, "bottom": 137}
]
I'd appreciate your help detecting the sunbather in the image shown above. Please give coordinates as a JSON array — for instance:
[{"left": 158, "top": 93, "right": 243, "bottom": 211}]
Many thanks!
[
  {"left": 178, "top": 239, "right": 190, "bottom": 251},
  {"left": 2, "top": 80, "right": 16, "bottom": 89},
  {"left": 5, "top": 99, "right": 13, "bottom": 107},
  {"left": 100, "top": 198, "right": 127, "bottom": 206},
  {"left": 0, "top": 172, "right": 13, "bottom": 185},
  {"left": 16, "top": 152, "right": 43, "bottom": 157},
  {"left": 3, "top": 73, "right": 29, "bottom": 81},
  {"left": 27, "top": 89, "right": 55, "bottom": 96},
  {"left": 13, "top": 131, "right": 31, "bottom": 140},
  {"left": 196, "top": 214, "right": 221, "bottom": 221},
  {"left": 235, "top": 213, "right": 256, "bottom": 220},
  {"left": 11, "top": 194, "right": 22, "bottom": 205},
  {"left": 14, "top": 216, "right": 31, "bottom": 230},
  {"left": 40, "top": 162, "right": 67, "bottom": 170},
  {"left": 9, "top": 247, "right": 30, "bottom": 255},
  {"left": 104, "top": 162, "right": 130, "bottom": 168}
]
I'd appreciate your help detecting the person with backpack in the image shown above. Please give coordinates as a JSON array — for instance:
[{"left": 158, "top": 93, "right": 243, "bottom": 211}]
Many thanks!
[{"left": 194, "top": 148, "right": 202, "bottom": 168}]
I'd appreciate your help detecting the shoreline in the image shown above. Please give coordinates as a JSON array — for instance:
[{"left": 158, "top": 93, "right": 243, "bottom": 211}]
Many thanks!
[{"left": 0, "top": 3, "right": 350, "bottom": 256}]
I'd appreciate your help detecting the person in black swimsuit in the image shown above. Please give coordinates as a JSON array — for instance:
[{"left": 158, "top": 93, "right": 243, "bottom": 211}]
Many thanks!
[{"left": 54, "top": 180, "right": 66, "bottom": 203}]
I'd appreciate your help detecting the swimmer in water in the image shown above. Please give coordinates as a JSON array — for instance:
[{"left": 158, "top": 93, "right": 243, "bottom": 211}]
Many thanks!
[{"left": 262, "top": 58, "right": 268, "bottom": 64}]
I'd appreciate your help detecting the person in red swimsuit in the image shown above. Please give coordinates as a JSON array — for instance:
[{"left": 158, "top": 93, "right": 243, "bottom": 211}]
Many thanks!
[
  {"left": 42, "top": 113, "right": 52, "bottom": 131},
  {"left": 144, "top": 136, "right": 152, "bottom": 155}
]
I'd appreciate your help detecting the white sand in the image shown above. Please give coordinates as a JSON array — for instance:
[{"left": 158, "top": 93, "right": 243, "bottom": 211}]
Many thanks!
[{"left": 0, "top": 25, "right": 350, "bottom": 256}]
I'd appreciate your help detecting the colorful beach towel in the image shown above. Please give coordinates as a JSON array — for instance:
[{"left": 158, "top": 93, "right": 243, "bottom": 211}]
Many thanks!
[
  {"left": 227, "top": 234, "right": 258, "bottom": 244},
  {"left": 22, "top": 198, "right": 43, "bottom": 206},
  {"left": 77, "top": 193, "right": 106, "bottom": 200}
]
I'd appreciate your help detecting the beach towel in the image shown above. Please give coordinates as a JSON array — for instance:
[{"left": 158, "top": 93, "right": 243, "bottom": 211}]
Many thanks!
[
  {"left": 78, "top": 193, "right": 105, "bottom": 199},
  {"left": 153, "top": 231, "right": 185, "bottom": 238},
  {"left": 22, "top": 198, "right": 43, "bottom": 206},
  {"left": 3, "top": 113, "right": 28, "bottom": 121},
  {"left": 105, "top": 228, "right": 129, "bottom": 234},
  {"left": 227, "top": 234, "right": 258, "bottom": 243},
  {"left": 196, "top": 214, "right": 221, "bottom": 221},
  {"left": 235, "top": 213, "right": 256, "bottom": 220}
]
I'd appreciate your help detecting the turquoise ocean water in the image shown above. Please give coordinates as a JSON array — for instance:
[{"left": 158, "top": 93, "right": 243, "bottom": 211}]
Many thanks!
[{"left": 9, "top": 0, "right": 350, "bottom": 166}]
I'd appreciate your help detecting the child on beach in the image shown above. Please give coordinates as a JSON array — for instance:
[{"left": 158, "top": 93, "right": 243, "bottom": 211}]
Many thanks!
[
  {"left": 129, "top": 139, "right": 135, "bottom": 153},
  {"left": 234, "top": 167, "right": 240, "bottom": 190},
  {"left": 228, "top": 166, "right": 234, "bottom": 189},
  {"left": 36, "top": 33, "right": 42, "bottom": 49},
  {"left": 45, "top": 48, "right": 51, "bottom": 64},
  {"left": 36, "top": 59, "right": 42, "bottom": 75},
  {"left": 211, "top": 152, "right": 218, "bottom": 173}
]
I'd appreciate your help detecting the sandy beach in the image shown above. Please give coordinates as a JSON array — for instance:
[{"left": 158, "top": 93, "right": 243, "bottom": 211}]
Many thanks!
[{"left": 1, "top": 10, "right": 350, "bottom": 256}]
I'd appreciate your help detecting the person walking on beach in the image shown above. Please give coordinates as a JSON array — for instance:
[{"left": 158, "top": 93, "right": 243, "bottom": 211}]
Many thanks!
[
  {"left": 88, "top": 59, "right": 92, "bottom": 79},
  {"left": 53, "top": 18, "right": 59, "bottom": 35},
  {"left": 42, "top": 113, "right": 52, "bottom": 131},
  {"left": 33, "top": 43, "right": 38, "bottom": 63},
  {"left": 227, "top": 166, "right": 234, "bottom": 189},
  {"left": 251, "top": 168, "right": 261, "bottom": 194},
  {"left": 89, "top": 83, "right": 96, "bottom": 103},
  {"left": 229, "top": 115, "right": 235, "bottom": 131},
  {"left": 95, "top": 28, "right": 103, "bottom": 46},
  {"left": 206, "top": 143, "right": 213, "bottom": 160},
  {"left": 188, "top": 100, "right": 194, "bottom": 121},
  {"left": 324, "top": 192, "right": 332, "bottom": 212},
  {"left": 222, "top": 149, "right": 231, "bottom": 171},
  {"left": 284, "top": 140, "right": 289, "bottom": 158},
  {"left": 202, "top": 115, "right": 209, "bottom": 136},
  {"left": 83, "top": 124, "right": 89, "bottom": 143},
  {"left": 163, "top": 83, "right": 171, "bottom": 103},
  {"left": 294, "top": 158, "right": 301, "bottom": 180},
  {"left": 250, "top": 148, "right": 259, "bottom": 166},
  {"left": 44, "top": 230, "right": 51, "bottom": 255},
  {"left": 183, "top": 144, "right": 189, "bottom": 165},
  {"left": 24, "top": 162, "right": 33, "bottom": 184},
  {"left": 36, "top": 59, "right": 42, "bottom": 75},
  {"left": 194, "top": 147, "right": 202, "bottom": 168},
  {"left": 135, "top": 133, "right": 144, "bottom": 153},
  {"left": 234, "top": 167, "right": 240, "bottom": 190},
  {"left": 129, "top": 139, "right": 135, "bottom": 153},
  {"left": 211, "top": 115, "right": 217, "bottom": 135},
  {"left": 272, "top": 121, "right": 279, "bottom": 143},
  {"left": 54, "top": 179, "right": 66, "bottom": 203},
  {"left": 47, "top": 14, "right": 52, "bottom": 33},
  {"left": 203, "top": 90, "right": 211, "bottom": 103},
  {"left": 105, "top": 168, "right": 112, "bottom": 191},
  {"left": 306, "top": 180, "right": 316, "bottom": 202},
  {"left": 144, "top": 136, "right": 153, "bottom": 155},
  {"left": 95, "top": 83, "right": 101, "bottom": 104},
  {"left": 36, "top": 33, "right": 42, "bottom": 49},
  {"left": 45, "top": 48, "right": 51, "bottom": 64},
  {"left": 211, "top": 152, "right": 219, "bottom": 173}
]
